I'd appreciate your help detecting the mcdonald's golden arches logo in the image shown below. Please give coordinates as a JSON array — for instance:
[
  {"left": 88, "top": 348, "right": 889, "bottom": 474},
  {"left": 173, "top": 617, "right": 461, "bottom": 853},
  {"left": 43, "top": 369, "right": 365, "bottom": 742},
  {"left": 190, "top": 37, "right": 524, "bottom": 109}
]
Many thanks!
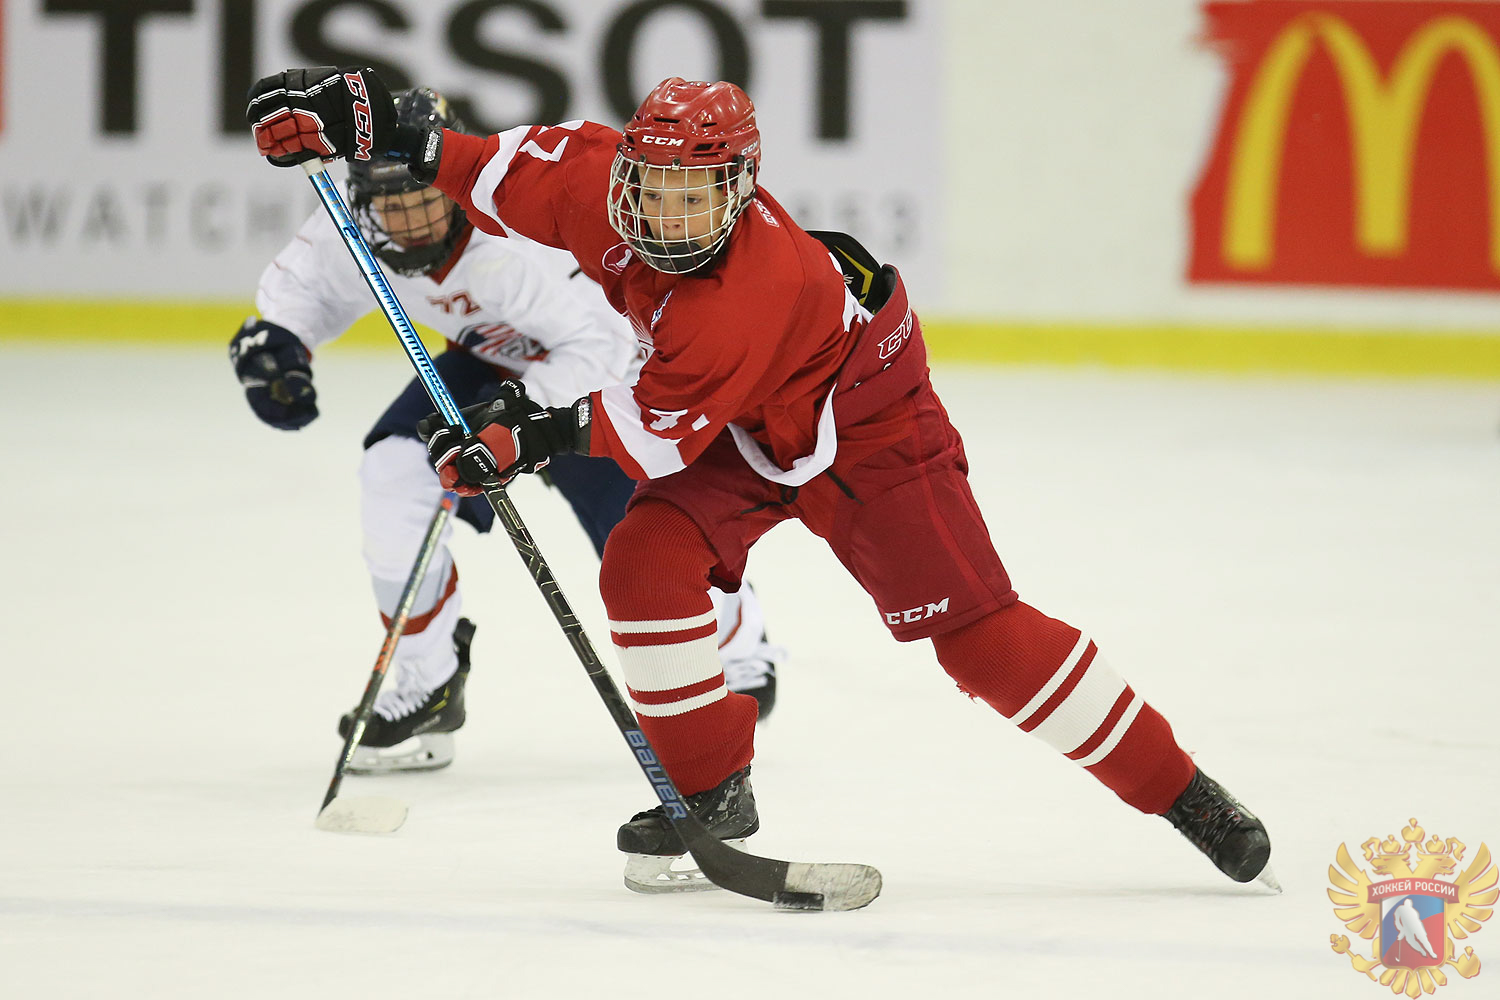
[{"left": 1190, "top": 2, "right": 1500, "bottom": 291}]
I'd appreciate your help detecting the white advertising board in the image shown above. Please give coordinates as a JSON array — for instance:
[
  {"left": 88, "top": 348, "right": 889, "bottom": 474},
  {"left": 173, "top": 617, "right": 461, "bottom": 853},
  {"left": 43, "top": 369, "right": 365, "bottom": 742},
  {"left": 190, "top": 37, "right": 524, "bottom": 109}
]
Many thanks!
[{"left": 0, "top": 0, "right": 943, "bottom": 303}]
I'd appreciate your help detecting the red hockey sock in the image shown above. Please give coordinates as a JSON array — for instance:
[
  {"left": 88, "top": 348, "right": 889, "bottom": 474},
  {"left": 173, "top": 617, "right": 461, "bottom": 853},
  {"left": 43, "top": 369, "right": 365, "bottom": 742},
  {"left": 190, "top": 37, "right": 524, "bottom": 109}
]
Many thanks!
[
  {"left": 931, "top": 602, "right": 1194, "bottom": 815},
  {"left": 600, "top": 500, "right": 758, "bottom": 796}
]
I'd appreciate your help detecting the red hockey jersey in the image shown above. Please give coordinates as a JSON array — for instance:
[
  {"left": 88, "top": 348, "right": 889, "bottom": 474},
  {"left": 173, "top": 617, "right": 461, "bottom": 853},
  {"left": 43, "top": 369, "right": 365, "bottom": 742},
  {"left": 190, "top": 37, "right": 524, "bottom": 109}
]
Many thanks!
[{"left": 433, "top": 122, "right": 910, "bottom": 482}]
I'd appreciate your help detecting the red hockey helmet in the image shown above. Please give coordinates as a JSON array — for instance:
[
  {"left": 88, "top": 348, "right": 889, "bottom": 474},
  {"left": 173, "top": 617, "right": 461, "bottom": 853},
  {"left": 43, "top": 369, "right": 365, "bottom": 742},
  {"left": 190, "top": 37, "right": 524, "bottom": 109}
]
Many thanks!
[{"left": 608, "top": 78, "right": 762, "bottom": 273}]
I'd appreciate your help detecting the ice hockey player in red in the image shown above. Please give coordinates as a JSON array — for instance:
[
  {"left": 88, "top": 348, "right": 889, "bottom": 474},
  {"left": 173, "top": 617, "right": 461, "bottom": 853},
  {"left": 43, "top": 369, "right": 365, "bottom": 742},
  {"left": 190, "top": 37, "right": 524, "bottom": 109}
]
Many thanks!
[{"left": 248, "top": 67, "right": 1277, "bottom": 894}]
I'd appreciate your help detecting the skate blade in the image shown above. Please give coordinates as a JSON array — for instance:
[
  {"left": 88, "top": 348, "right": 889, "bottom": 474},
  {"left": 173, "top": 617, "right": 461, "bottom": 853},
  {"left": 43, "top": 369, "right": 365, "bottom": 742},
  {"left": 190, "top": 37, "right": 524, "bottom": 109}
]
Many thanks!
[
  {"left": 315, "top": 795, "right": 408, "bottom": 834},
  {"left": 622, "top": 839, "right": 748, "bottom": 894},
  {"left": 346, "top": 733, "right": 455, "bottom": 774}
]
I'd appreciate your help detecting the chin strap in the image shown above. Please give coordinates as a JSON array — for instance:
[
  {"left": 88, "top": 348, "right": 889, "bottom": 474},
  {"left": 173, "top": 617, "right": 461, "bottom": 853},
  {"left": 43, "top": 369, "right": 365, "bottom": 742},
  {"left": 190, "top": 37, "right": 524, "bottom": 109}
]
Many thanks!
[{"left": 635, "top": 238, "right": 726, "bottom": 275}]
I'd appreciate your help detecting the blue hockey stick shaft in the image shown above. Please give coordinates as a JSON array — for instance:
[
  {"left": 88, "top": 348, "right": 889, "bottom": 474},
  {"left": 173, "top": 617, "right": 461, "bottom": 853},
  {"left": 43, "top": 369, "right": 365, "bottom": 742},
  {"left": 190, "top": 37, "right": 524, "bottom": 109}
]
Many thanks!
[{"left": 300, "top": 161, "right": 467, "bottom": 429}]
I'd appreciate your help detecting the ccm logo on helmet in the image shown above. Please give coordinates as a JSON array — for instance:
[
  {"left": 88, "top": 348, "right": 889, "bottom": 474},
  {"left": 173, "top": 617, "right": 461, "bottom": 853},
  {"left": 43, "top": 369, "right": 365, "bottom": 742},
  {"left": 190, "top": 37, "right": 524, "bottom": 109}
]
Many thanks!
[
  {"left": 641, "top": 135, "right": 685, "bottom": 146},
  {"left": 343, "top": 71, "right": 374, "bottom": 161}
]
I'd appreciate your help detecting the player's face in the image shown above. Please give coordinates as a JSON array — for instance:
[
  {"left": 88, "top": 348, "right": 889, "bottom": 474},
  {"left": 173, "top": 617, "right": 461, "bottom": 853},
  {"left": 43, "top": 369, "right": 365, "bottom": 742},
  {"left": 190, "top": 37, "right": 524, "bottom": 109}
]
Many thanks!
[
  {"left": 636, "top": 166, "right": 728, "bottom": 247},
  {"left": 371, "top": 188, "right": 453, "bottom": 248}
]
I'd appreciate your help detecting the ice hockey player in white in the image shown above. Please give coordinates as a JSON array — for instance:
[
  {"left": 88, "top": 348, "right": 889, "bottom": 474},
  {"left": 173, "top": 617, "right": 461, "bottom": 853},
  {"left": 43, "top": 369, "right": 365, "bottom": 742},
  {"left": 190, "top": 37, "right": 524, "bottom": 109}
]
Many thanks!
[{"left": 230, "top": 88, "right": 784, "bottom": 774}]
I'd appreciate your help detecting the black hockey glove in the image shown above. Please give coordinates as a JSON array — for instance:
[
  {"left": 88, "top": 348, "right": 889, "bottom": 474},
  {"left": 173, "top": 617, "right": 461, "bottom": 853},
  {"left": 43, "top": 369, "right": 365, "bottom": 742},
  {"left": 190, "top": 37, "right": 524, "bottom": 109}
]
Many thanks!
[
  {"left": 230, "top": 318, "right": 318, "bottom": 430},
  {"left": 246, "top": 66, "right": 398, "bottom": 167},
  {"left": 416, "top": 380, "right": 592, "bottom": 496}
]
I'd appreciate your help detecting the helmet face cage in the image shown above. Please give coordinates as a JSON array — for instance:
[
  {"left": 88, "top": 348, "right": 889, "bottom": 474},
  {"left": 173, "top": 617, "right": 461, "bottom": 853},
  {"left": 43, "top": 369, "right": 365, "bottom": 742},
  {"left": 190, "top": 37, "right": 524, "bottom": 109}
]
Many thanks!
[
  {"left": 346, "top": 87, "right": 469, "bottom": 277},
  {"left": 348, "top": 176, "right": 465, "bottom": 277},
  {"left": 607, "top": 152, "right": 756, "bottom": 274}
]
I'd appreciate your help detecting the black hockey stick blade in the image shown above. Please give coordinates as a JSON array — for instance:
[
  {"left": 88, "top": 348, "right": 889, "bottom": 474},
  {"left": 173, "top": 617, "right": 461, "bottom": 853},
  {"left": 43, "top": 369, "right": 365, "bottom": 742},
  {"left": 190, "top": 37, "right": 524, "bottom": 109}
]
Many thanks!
[{"left": 679, "top": 815, "right": 883, "bottom": 911}]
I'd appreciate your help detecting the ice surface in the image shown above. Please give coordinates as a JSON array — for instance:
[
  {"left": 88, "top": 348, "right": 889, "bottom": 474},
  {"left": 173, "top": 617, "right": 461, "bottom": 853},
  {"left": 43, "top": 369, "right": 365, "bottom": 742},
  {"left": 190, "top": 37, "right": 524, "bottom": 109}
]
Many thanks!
[{"left": 2, "top": 344, "right": 1497, "bottom": 999}]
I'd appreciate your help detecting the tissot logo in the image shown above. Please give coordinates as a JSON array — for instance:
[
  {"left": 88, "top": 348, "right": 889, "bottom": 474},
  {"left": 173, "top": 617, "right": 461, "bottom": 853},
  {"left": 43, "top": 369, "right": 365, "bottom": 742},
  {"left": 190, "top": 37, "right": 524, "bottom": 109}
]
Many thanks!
[
  {"left": 38, "top": 0, "right": 907, "bottom": 139},
  {"left": 8, "top": 0, "right": 935, "bottom": 301}
]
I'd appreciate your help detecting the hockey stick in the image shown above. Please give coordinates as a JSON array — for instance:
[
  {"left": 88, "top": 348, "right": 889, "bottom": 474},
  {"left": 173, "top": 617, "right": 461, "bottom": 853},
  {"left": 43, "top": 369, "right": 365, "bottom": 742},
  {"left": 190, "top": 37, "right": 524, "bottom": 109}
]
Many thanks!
[
  {"left": 314, "top": 490, "right": 459, "bottom": 834},
  {"left": 299, "top": 158, "right": 880, "bottom": 910}
]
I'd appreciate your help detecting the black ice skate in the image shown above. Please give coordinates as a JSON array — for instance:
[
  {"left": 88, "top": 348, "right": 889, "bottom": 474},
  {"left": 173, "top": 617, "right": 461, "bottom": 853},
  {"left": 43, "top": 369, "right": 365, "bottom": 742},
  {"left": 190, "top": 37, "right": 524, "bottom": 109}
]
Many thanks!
[
  {"left": 723, "top": 632, "right": 780, "bottom": 720},
  {"left": 618, "top": 766, "right": 759, "bottom": 894},
  {"left": 337, "top": 618, "right": 475, "bottom": 774},
  {"left": 1165, "top": 768, "right": 1280, "bottom": 891}
]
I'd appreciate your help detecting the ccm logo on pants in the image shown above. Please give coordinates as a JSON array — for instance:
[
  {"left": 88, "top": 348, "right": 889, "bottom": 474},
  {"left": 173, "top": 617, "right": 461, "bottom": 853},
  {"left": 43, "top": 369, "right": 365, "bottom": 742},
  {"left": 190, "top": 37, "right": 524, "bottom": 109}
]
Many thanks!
[{"left": 885, "top": 598, "right": 949, "bottom": 625}]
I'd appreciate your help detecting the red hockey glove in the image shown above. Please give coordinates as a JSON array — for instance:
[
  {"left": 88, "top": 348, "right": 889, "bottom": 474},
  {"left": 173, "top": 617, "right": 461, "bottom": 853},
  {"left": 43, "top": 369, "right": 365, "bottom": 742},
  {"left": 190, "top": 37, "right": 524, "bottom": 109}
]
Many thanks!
[
  {"left": 416, "top": 381, "right": 591, "bottom": 496},
  {"left": 245, "top": 67, "right": 396, "bottom": 166}
]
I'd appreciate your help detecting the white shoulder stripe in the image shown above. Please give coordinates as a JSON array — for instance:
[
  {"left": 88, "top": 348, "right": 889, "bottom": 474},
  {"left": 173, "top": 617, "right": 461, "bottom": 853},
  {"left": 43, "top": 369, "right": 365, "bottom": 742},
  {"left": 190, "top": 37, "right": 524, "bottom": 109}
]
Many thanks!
[
  {"left": 465, "top": 124, "right": 535, "bottom": 232},
  {"left": 600, "top": 382, "right": 686, "bottom": 478}
]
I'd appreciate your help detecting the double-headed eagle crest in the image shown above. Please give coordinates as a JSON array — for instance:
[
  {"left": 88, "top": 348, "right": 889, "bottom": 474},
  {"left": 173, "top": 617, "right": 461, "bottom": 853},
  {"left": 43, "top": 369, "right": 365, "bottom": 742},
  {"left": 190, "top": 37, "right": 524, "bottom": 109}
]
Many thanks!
[{"left": 1328, "top": 818, "right": 1495, "bottom": 996}]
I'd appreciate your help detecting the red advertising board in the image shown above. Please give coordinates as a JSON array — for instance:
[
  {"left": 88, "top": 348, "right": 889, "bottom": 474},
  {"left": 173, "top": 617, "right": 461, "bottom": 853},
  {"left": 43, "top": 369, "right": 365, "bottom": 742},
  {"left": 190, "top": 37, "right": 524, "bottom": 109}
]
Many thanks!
[{"left": 1191, "top": 1, "right": 1500, "bottom": 291}]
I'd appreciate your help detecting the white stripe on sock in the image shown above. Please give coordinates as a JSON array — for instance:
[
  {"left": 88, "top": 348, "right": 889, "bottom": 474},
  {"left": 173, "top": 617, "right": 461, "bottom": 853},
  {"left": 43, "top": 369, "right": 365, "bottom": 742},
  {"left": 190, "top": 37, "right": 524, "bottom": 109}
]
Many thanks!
[
  {"left": 632, "top": 685, "right": 729, "bottom": 718},
  {"left": 1074, "top": 695, "right": 1144, "bottom": 768},
  {"left": 1006, "top": 632, "right": 1091, "bottom": 726},
  {"left": 608, "top": 609, "right": 717, "bottom": 634},
  {"left": 615, "top": 634, "right": 723, "bottom": 693},
  {"left": 1028, "top": 654, "right": 1128, "bottom": 754}
]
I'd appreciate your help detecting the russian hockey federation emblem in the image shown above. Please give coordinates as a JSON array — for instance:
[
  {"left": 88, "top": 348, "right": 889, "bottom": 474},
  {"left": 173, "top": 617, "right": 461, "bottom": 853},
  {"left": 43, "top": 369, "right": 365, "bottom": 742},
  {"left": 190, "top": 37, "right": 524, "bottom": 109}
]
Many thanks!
[
  {"left": 1328, "top": 818, "right": 1495, "bottom": 995},
  {"left": 602, "top": 242, "right": 633, "bottom": 274}
]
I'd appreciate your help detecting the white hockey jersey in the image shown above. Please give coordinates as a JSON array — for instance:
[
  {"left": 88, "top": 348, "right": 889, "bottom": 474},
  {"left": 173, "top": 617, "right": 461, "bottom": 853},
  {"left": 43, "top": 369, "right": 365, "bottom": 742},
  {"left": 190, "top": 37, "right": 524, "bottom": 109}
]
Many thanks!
[{"left": 255, "top": 211, "right": 639, "bottom": 409}]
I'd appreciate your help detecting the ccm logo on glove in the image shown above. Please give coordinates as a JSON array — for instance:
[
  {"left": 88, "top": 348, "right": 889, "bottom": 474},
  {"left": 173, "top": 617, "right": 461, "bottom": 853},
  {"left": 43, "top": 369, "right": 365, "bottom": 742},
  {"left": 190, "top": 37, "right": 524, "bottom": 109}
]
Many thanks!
[
  {"left": 416, "top": 380, "right": 590, "bottom": 496},
  {"left": 343, "top": 70, "right": 374, "bottom": 161}
]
